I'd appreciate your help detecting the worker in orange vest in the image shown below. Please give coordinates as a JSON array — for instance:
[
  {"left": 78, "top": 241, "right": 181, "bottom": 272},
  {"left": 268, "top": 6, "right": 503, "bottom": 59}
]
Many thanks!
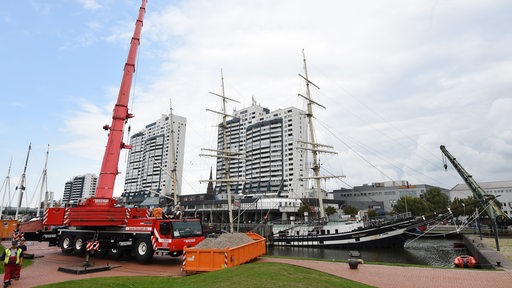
[{"left": 152, "top": 207, "right": 163, "bottom": 218}]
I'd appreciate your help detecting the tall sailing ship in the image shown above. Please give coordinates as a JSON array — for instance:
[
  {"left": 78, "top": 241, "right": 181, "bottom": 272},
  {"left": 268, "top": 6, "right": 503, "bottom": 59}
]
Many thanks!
[{"left": 269, "top": 52, "right": 425, "bottom": 248}]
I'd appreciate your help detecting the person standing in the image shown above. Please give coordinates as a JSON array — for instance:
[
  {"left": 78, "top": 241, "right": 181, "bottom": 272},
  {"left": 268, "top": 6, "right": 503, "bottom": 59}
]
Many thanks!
[
  {"left": 14, "top": 239, "right": 27, "bottom": 280},
  {"left": 2, "top": 240, "right": 23, "bottom": 287},
  {"left": 152, "top": 207, "right": 163, "bottom": 218}
]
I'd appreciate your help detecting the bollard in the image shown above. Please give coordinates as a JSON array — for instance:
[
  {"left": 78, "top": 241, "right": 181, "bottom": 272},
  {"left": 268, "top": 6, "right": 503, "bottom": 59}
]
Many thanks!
[{"left": 348, "top": 258, "right": 359, "bottom": 269}]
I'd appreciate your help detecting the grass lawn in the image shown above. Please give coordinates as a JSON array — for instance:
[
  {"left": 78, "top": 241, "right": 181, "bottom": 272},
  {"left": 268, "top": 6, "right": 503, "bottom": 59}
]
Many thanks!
[
  {"left": 482, "top": 237, "right": 512, "bottom": 262},
  {"left": 35, "top": 262, "right": 375, "bottom": 288}
]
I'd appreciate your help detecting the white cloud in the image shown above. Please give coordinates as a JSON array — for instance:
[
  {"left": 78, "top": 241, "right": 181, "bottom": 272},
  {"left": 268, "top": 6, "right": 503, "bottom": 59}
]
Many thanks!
[
  {"left": 79, "top": 0, "right": 102, "bottom": 10},
  {"left": 8, "top": 0, "right": 510, "bottom": 202},
  {"left": 115, "top": 0, "right": 510, "bottom": 194},
  {"left": 60, "top": 99, "right": 110, "bottom": 161}
]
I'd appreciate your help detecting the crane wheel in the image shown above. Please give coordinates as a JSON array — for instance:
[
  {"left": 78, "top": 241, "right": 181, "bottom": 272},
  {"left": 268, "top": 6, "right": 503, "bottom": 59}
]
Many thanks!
[
  {"left": 73, "top": 235, "right": 87, "bottom": 255},
  {"left": 134, "top": 238, "right": 154, "bottom": 263},
  {"left": 59, "top": 234, "right": 74, "bottom": 255},
  {"left": 108, "top": 247, "right": 124, "bottom": 260}
]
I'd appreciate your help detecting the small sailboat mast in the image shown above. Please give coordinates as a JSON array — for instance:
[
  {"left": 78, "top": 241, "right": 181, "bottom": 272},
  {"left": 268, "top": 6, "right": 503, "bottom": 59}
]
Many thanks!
[
  {"left": 0, "top": 159, "right": 13, "bottom": 219},
  {"left": 15, "top": 143, "right": 32, "bottom": 220},
  {"left": 36, "top": 144, "right": 50, "bottom": 217}
]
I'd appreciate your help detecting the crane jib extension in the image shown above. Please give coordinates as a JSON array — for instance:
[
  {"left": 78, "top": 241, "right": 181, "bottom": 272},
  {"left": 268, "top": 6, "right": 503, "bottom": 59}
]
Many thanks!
[{"left": 440, "top": 145, "right": 512, "bottom": 225}]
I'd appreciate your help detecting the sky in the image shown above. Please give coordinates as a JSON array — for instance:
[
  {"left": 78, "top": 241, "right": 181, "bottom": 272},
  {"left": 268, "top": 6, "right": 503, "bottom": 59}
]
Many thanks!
[{"left": 1, "top": 0, "right": 511, "bottom": 208}]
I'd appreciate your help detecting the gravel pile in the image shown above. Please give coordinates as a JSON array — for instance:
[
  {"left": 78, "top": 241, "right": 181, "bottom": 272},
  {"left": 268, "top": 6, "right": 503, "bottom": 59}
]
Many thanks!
[{"left": 194, "top": 233, "right": 254, "bottom": 249}]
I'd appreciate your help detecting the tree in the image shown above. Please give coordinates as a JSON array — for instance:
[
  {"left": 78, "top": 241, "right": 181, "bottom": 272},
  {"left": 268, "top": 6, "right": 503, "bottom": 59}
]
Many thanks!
[
  {"left": 343, "top": 205, "right": 359, "bottom": 217},
  {"left": 423, "top": 187, "right": 449, "bottom": 214},
  {"left": 367, "top": 209, "right": 378, "bottom": 218},
  {"left": 449, "top": 197, "right": 465, "bottom": 217},
  {"left": 325, "top": 206, "right": 337, "bottom": 216},
  {"left": 392, "top": 196, "right": 429, "bottom": 216},
  {"left": 298, "top": 204, "right": 313, "bottom": 217}
]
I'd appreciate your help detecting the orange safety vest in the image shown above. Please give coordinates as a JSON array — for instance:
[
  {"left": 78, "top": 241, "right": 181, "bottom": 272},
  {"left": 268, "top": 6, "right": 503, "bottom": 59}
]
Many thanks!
[
  {"left": 152, "top": 208, "right": 163, "bottom": 218},
  {"left": 4, "top": 248, "right": 22, "bottom": 265}
]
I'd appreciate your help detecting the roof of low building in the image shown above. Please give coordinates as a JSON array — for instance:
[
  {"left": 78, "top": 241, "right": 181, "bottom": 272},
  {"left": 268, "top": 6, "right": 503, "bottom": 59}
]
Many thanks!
[{"left": 451, "top": 180, "right": 512, "bottom": 191}]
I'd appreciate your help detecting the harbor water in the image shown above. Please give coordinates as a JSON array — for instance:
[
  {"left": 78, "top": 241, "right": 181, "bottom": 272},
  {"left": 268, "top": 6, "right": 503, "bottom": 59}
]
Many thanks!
[{"left": 267, "top": 237, "right": 468, "bottom": 267}]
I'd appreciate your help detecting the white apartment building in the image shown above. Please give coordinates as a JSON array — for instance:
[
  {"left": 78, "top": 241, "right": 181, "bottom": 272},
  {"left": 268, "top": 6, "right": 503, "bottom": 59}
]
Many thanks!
[
  {"left": 450, "top": 180, "right": 512, "bottom": 216},
  {"left": 123, "top": 113, "right": 186, "bottom": 204},
  {"left": 63, "top": 173, "right": 97, "bottom": 204},
  {"left": 215, "top": 104, "right": 309, "bottom": 199}
]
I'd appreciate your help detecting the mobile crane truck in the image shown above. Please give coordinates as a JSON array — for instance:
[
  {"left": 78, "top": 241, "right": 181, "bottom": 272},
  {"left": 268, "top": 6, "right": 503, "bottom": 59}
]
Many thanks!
[{"left": 26, "top": 0, "right": 205, "bottom": 263}]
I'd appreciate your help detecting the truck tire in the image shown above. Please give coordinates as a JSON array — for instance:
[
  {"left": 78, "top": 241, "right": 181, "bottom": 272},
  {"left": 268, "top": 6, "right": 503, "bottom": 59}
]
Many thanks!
[
  {"left": 134, "top": 238, "right": 154, "bottom": 263},
  {"left": 60, "top": 234, "right": 74, "bottom": 255},
  {"left": 108, "top": 247, "right": 124, "bottom": 260},
  {"left": 95, "top": 248, "right": 108, "bottom": 258},
  {"left": 73, "top": 235, "right": 87, "bottom": 255}
]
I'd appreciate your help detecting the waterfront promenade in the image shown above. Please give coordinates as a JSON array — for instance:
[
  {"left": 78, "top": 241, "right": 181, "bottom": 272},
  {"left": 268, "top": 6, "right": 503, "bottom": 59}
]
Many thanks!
[
  {"left": 6, "top": 240, "right": 512, "bottom": 287},
  {"left": 261, "top": 257, "right": 512, "bottom": 288}
]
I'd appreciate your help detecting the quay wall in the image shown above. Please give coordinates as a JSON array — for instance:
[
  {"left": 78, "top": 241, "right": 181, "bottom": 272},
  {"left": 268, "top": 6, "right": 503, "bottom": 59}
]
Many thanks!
[{"left": 463, "top": 234, "right": 512, "bottom": 270}]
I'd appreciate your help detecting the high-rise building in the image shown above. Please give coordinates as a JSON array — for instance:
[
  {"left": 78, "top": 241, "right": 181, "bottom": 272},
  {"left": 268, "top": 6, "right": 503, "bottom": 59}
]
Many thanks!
[
  {"left": 63, "top": 173, "right": 98, "bottom": 204},
  {"left": 122, "top": 113, "right": 186, "bottom": 204},
  {"left": 215, "top": 104, "right": 309, "bottom": 199}
]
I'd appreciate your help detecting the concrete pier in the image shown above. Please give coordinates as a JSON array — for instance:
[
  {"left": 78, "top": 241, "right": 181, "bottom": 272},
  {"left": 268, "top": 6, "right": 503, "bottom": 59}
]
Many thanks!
[{"left": 463, "top": 234, "right": 512, "bottom": 269}]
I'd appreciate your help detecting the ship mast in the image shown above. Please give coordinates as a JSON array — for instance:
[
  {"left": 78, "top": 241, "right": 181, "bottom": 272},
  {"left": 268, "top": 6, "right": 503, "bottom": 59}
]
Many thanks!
[
  {"left": 219, "top": 72, "right": 234, "bottom": 233},
  {"left": 0, "top": 159, "right": 13, "bottom": 219},
  {"left": 15, "top": 143, "right": 31, "bottom": 220},
  {"left": 200, "top": 70, "right": 245, "bottom": 233},
  {"left": 169, "top": 99, "right": 179, "bottom": 209},
  {"left": 297, "top": 50, "right": 340, "bottom": 220},
  {"left": 149, "top": 101, "right": 180, "bottom": 211},
  {"left": 36, "top": 144, "right": 50, "bottom": 217}
]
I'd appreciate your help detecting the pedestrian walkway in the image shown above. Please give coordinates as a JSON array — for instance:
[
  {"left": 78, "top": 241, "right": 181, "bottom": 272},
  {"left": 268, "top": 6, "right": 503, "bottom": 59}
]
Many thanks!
[{"left": 260, "top": 258, "right": 512, "bottom": 288}]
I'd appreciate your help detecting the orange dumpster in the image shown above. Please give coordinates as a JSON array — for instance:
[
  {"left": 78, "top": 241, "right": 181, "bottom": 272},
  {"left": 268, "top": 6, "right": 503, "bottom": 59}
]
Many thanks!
[
  {"left": 0, "top": 220, "right": 18, "bottom": 240},
  {"left": 182, "top": 232, "right": 266, "bottom": 273}
]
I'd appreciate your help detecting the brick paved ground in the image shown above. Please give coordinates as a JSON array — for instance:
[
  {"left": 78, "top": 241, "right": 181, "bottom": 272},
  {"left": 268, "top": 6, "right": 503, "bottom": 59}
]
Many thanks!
[
  {"left": 5, "top": 240, "right": 512, "bottom": 287},
  {"left": 260, "top": 258, "right": 512, "bottom": 288}
]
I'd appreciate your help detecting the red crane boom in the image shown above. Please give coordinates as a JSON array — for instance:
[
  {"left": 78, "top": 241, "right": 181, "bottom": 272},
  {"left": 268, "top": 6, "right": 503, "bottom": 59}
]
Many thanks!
[
  {"left": 95, "top": 0, "right": 146, "bottom": 199},
  {"left": 30, "top": 2, "right": 205, "bottom": 264}
]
